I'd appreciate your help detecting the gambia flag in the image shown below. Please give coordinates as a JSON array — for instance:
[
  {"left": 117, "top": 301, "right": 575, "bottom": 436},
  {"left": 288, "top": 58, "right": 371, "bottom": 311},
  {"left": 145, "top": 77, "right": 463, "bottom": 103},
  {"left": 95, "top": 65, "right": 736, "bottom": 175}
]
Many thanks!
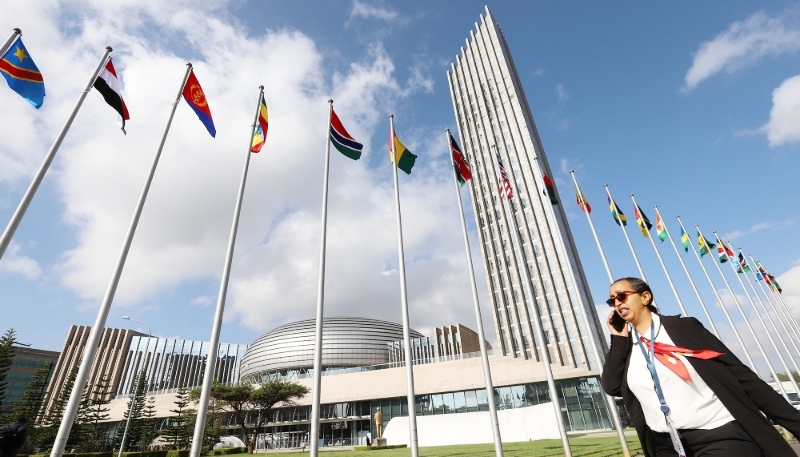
[
  {"left": 655, "top": 212, "right": 668, "bottom": 242},
  {"left": 680, "top": 226, "right": 690, "bottom": 252},
  {"left": 330, "top": 108, "right": 362, "bottom": 160},
  {"left": 543, "top": 173, "right": 558, "bottom": 205},
  {"left": 606, "top": 191, "right": 627, "bottom": 226},
  {"left": 634, "top": 205, "right": 653, "bottom": 238},
  {"left": 390, "top": 129, "right": 417, "bottom": 174},
  {"left": 449, "top": 133, "right": 471, "bottom": 186},
  {"left": 698, "top": 232, "right": 715, "bottom": 257}
]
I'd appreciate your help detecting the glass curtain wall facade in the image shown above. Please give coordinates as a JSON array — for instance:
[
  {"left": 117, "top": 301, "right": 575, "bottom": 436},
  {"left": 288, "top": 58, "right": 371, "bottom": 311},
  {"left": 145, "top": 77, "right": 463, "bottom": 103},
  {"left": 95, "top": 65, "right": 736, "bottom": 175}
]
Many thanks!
[
  {"left": 446, "top": 7, "right": 605, "bottom": 368},
  {"left": 116, "top": 336, "right": 248, "bottom": 397}
]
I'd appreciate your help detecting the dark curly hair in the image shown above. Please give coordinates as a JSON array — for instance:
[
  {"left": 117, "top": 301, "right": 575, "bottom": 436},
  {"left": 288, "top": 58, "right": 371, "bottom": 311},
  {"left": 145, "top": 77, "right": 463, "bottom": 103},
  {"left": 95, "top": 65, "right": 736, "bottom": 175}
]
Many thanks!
[{"left": 611, "top": 277, "right": 657, "bottom": 313}]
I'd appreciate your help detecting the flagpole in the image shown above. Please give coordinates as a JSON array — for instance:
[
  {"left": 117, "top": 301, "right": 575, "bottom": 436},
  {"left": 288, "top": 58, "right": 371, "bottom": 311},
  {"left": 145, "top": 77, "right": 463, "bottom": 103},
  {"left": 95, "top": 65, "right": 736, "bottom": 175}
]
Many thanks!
[
  {"left": 0, "top": 46, "right": 112, "bottom": 261},
  {"left": 755, "top": 258, "right": 800, "bottom": 344},
  {"left": 676, "top": 217, "right": 755, "bottom": 369},
  {"left": 739, "top": 249, "right": 800, "bottom": 393},
  {"left": 445, "top": 129, "right": 503, "bottom": 457},
  {"left": 492, "top": 147, "right": 572, "bottom": 457},
  {"left": 716, "top": 237, "right": 792, "bottom": 401},
  {"left": 764, "top": 264, "right": 800, "bottom": 337},
  {"left": 0, "top": 28, "right": 21, "bottom": 60},
  {"left": 49, "top": 63, "right": 193, "bottom": 457},
  {"left": 570, "top": 172, "right": 612, "bottom": 282},
  {"left": 629, "top": 195, "right": 687, "bottom": 316},
  {"left": 568, "top": 174, "right": 631, "bottom": 457},
  {"left": 189, "top": 86, "right": 263, "bottom": 457},
  {"left": 309, "top": 100, "right": 333, "bottom": 456},
  {"left": 656, "top": 208, "right": 719, "bottom": 336},
  {"left": 389, "top": 115, "right": 419, "bottom": 457},
  {"left": 698, "top": 227, "right": 788, "bottom": 399}
]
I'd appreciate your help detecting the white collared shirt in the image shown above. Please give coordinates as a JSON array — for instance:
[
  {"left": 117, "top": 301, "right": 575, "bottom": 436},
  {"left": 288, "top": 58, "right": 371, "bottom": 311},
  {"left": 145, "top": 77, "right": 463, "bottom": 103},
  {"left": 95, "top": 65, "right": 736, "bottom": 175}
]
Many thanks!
[{"left": 627, "top": 314, "right": 734, "bottom": 432}]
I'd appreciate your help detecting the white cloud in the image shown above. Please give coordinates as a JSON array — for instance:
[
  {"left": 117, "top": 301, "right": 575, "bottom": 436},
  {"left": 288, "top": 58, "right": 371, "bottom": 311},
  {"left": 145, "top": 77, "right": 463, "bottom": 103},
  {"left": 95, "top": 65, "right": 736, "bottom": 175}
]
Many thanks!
[
  {"left": 721, "top": 220, "right": 793, "bottom": 241},
  {"left": 555, "top": 84, "right": 569, "bottom": 103},
  {"left": 683, "top": 10, "right": 800, "bottom": 92},
  {"left": 760, "top": 74, "right": 800, "bottom": 146},
  {"left": 0, "top": 242, "right": 41, "bottom": 279},
  {"left": 777, "top": 261, "right": 800, "bottom": 323},
  {"left": 349, "top": 0, "right": 398, "bottom": 22}
]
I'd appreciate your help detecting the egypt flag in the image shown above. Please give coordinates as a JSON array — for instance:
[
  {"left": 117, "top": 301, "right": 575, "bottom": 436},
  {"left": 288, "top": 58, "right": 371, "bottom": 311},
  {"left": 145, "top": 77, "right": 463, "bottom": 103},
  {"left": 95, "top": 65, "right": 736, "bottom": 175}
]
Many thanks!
[
  {"left": 449, "top": 133, "right": 471, "bottom": 186},
  {"left": 93, "top": 57, "right": 129, "bottom": 134}
]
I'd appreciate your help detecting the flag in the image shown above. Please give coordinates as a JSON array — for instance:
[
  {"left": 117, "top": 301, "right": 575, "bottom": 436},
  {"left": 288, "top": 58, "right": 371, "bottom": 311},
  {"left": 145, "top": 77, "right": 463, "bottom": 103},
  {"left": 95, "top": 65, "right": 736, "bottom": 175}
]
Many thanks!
[
  {"left": 497, "top": 155, "right": 513, "bottom": 199},
  {"left": 575, "top": 186, "right": 591, "bottom": 213},
  {"left": 634, "top": 205, "right": 653, "bottom": 237},
  {"left": 542, "top": 173, "right": 558, "bottom": 205},
  {"left": 757, "top": 262, "right": 770, "bottom": 283},
  {"left": 250, "top": 97, "right": 268, "bottom": 153},
  {"left": 717, "top": 243, "right": 734, "bottom": 264},
  {"left": 330, "top": 108, "right": 362, "bottom": 160},
  {"left": 655, "top": 212, "right": 668, "bottom": 242},
  {"left": 390, "top": 129, "right": 417, "bottom": 174},
  {"left": 607, "top": 191, "right": 627, "bottom": 226},
  {"left": 769, "top": 275, "right": 783, "bottom": 293},
  {"left": 680, "top": 227, "right": 690, "bottom": 252},
  {"left": 0, "top": 37, "right": 45, "bottom": 108},
  {"left": 182, "top": 70, "right": 215, "bottom": 137},
  {"left": 736, "top": 253, "right": 751, "bottom": 274},
  {"left": 698, "top": 232, "right": 715, "bottom": 257},
  {"left": 449, "top": 133, "right": 471, "bottom": 186},
  {"left": 92, "top": 57, "right": 129, "bottom": 134}
]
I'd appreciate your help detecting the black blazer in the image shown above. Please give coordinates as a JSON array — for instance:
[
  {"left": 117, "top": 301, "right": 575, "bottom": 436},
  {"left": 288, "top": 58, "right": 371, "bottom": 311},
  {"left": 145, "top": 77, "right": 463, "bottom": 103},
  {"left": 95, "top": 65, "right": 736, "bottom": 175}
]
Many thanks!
[{"left": 601, "top": 314, "right": 800, "bottom": 457}]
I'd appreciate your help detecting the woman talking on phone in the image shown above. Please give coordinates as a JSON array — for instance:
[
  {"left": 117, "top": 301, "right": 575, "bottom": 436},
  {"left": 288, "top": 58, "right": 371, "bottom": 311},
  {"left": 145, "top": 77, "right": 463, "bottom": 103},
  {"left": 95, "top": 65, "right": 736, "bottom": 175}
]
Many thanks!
[{"left": 601, "top": 277, "right": 800, "bottom": 457}]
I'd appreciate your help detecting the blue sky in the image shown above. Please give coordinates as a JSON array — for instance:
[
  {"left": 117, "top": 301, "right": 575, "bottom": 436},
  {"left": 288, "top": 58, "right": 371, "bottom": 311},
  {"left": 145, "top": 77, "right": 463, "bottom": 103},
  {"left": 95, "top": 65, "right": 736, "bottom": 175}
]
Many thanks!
[{"left": 1, "top": 1, "right": 799, "bottom": 378}]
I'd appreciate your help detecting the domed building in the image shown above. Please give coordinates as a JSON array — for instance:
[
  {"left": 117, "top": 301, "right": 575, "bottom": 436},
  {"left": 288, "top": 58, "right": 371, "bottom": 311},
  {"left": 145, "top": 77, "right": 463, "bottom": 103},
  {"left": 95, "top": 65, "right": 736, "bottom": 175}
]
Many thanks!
[{"left": 239, "top": 317, "right": 424, "bottom": 383}]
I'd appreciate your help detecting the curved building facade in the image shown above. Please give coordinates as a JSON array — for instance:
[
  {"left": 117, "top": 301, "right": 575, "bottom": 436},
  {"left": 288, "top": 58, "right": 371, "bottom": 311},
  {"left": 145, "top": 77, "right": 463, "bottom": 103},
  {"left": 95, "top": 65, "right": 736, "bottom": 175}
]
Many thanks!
[{"left": 239, "top": 317, "right": 423, "bottom": 383}]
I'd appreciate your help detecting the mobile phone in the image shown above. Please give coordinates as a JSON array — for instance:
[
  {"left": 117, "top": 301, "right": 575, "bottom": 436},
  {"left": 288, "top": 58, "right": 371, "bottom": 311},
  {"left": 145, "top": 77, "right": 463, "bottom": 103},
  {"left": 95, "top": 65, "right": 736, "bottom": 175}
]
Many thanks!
[{"left": 610, "top": 311, "right": 626, "bottom": 333}]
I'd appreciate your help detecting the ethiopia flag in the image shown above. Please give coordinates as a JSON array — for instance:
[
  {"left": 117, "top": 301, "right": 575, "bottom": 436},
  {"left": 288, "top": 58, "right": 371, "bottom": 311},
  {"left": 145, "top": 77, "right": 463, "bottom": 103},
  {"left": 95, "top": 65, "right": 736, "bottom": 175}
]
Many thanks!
[
  {"left": 698, "top": 232, "right": 715, "bottom": 258},
  {"left": 330, "top": 108, "right": 362, "bottom": 160},
  {"left": 251, "top": 96, "right": 268, "bottom": 152},
  {"left": 634, "top": 205, "right": 653, "bottom": 237},
  {"left": 182, "top": 69, "right": 215, "bottom": 137},
  {"left": 575, "top": 186, "right": 591, "bottom": 213},
  {"left": 543, "top": 174, "right": 558, "bottom": 205},
  {"left": 449, "top": 133, "right": 471, "bottom": 186},
  {"left": 0, "top": 37, "right": 45, "bottom": 108},
  {"left": 606, "top": 191, "right": 627, "bottom": 226},
  {"left": 655, "top": 212, "right": 667, "bottom": 242},
  {"left": 680, "top": 227, "right": 690, "bottom": 252},
  {"left": 390, "top": 129, "right": 417, "bottom": 174}
]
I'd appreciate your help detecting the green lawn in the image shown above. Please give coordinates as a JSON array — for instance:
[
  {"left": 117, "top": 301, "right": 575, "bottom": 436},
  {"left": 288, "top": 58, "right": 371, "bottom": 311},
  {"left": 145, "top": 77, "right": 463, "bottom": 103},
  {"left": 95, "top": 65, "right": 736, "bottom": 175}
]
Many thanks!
[{"left": 229, "top": 436, "right": 643, "bottom": 456}]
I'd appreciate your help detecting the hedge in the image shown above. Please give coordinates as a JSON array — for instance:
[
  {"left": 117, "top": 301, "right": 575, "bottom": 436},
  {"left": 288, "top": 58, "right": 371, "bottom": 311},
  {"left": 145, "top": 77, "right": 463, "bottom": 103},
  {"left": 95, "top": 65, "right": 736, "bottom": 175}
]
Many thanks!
[
  {"left": 354, "top": 445, "right": 408, "bottom": 451},
  {"left": 205, "top": 447, "right": 247, "bottom": 456},
  {"left": 166, "top": 451, "right": 190, "bottom": 457}
]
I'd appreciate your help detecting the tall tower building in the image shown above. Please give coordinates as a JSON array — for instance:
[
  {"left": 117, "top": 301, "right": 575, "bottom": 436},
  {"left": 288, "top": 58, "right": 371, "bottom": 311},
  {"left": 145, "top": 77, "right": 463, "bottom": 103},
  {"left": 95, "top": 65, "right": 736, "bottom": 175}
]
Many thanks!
[{"left": 447, "top": 7, "right": 605, "bottom": 370}]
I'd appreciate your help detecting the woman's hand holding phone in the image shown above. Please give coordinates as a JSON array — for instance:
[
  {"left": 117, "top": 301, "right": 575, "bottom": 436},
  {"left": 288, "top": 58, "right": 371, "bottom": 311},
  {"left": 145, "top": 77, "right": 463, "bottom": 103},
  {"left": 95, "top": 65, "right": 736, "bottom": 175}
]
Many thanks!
[{"left": 607, "top": 310, "right": 629, "bottom": 337}]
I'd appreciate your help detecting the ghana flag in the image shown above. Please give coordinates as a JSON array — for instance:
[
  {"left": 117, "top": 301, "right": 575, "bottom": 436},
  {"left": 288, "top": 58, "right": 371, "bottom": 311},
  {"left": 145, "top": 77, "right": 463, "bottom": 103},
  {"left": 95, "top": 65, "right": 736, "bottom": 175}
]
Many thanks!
[
  {"left": 390, "top": 129, "right": 417, "bottom": 174},
  {"left": 330, "top": 107, "right": 362, "bottom": 160}
]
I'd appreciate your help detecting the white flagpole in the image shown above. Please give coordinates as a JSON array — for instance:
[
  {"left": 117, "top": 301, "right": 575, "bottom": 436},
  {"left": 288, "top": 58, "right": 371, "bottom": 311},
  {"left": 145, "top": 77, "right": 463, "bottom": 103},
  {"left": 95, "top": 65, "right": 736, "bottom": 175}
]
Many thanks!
[
  {"left": 445, "top": 129, "right": 503, "bottom": 457},
  {"left": 389, "top": 115, "right": 419, "bottom": 457},
  {"left": 698, "top": 228, "right": 787, "bottom": 399},
  {"left": 189, "top": 86, "right": 263, "bottom": 457},
  {"left": 656, "top": 208, "right": 719, "bottom": 337},
  {"left": 492, "top": 147, "right": 572, "bottom": 457},
  {"left": 764, "top": 264, "right": 800, "bottom": 338},
  {"left": 0, "top": 46, "right": 112, "bottom": 261},
  {"left": 717, "top": 237, "right": 792, "bottom": 401},
  {"left": 569, "top": 172, "right": 612, "bottom": 282},
  {"left": 49, "top": 63, "right": 194, "bottom": 457},
  {"left": 568, "top": 172, "right": 630, "bottom": 457},
  {"left": 754, "top": 257, "right": 800, "bottom": 344},
  {"left": 309, "top": 100, "right": 334, "bottom": 456},
  {"left": 676, "top": 217, "right": 755, "bottom": 369},
  {"left": 0, "top": 28, "right": 21, "bottom": 59},
  {"left": 739, "top": 249, "right": 800, "bottom": 393},
  {"left": 630, "top": 195, "right": 687, "bottom": 316}
]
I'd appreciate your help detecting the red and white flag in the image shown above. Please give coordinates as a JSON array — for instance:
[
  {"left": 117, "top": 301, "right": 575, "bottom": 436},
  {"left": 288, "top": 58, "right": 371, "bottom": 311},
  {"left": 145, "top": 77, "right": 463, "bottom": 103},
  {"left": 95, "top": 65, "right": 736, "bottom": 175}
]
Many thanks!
[
  {"left": 497, "top": 154, "right": 513, "bottom": 199},
  {"left": 92, "top": 57, "right": 130, "bottom": 134}
]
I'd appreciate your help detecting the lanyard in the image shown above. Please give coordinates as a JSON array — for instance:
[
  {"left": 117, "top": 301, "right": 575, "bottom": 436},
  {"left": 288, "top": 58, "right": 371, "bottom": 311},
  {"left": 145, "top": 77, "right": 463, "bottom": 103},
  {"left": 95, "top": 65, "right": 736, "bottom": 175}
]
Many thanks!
[{"left": 633, "top": 320, "right": 687, "bottom": 457}]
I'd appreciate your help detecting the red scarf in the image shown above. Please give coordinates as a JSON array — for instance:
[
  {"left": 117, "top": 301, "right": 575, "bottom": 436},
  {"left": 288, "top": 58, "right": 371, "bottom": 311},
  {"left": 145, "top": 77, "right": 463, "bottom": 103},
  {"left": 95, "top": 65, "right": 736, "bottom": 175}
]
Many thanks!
[{"left": 640, "top": 337, "right": 724, "bottom": 381}]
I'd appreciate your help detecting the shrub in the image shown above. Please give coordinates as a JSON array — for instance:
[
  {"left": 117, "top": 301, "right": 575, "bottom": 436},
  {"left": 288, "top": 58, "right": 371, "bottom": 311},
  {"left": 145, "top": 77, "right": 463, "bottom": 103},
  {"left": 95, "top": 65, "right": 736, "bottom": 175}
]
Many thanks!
[
  {"left": 166, "top": 451, "right": 190, "bottom": 457},
  {"left": 354, "top": 444, "right": 408, "bottom": 451}
]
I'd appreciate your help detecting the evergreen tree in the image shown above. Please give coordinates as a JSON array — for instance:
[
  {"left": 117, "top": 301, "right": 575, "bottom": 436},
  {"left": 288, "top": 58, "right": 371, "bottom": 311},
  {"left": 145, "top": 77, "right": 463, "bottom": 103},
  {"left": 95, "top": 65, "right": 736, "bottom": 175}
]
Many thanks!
[
  {"left": 81, "top": 376, "right": 112, "bottom": 452},
  {"left": 0, "top": 328, "right": 18, "bottom": 419},
  {"left": 187, "top": 387, "right": 224, "bottom": 451},
  {"left": 137, "top": 396, "right": 159, "bottom": 450},
  {"left": 166, "top": 387, "right": 191, "bottom": 449},
  {"left": 38, "top": 361, "right": 83, "bottom": 451},
  {"left": 8, "top": 364, "right": 51, "bottom": 455},
  {"left": 112, "top": 369, "right": 147, "bottom": 451}
]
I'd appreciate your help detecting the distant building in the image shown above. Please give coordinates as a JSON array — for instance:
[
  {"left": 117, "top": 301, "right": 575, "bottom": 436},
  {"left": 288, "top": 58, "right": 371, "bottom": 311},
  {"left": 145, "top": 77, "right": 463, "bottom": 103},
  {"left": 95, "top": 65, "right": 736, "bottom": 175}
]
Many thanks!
[
  {"left": 3, "top": 346, "right": 59, "bottom": 414},
  {"left": 387, "top": 324, "right": 492, "bottom": 366}
]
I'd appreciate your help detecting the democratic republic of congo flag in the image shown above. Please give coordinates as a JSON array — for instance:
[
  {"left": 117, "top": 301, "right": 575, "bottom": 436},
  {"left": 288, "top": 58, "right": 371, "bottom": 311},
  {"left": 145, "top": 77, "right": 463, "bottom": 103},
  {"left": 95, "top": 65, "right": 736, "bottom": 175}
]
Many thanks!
[
  {"left": 182, "top": 69, "right": 215, "bottom": 137},
  {"left": 251, "top": 97, "right": 268, "bottom": 153},
  {"left": 0, "top": 37, "right": 45, "bottom": 108},
  {"left": 390, "top": 129, "right": 417, "bottom": 174}
]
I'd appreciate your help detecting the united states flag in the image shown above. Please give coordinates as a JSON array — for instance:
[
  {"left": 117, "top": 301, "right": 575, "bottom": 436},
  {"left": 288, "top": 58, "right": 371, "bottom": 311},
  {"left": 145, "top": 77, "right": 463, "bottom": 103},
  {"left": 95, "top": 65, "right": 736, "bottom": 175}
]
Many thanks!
[{"left": 497, "top": 155, "right": 513, "bottom": 199}]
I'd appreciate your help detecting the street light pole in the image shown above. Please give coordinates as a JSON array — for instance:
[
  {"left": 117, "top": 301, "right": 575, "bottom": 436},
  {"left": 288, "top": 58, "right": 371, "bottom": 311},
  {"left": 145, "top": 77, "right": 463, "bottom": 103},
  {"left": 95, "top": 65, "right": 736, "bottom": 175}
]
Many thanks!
[{"left": 119, "top": 316, "right": 151, "bottom": 456}]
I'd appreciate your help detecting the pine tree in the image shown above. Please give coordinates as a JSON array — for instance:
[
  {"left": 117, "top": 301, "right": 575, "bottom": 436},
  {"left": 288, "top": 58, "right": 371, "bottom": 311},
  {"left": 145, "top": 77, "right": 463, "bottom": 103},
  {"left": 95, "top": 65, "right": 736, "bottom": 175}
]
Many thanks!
[
  {"left": 112, "top": 369, "right": 147, "bottom": 451},
  {"left": 166, "top": 387, "right": 191, "bottom": 449},
  {"left": 8, "top": 364, "right": 51, "bottom": 455},
  {"left": 0, "top": 328, "right": 18, "bottom": 420},
  {"left": 38, "top": 361, "right": 83, "bottom": 451},
  {"left": 81, "top": 376, "right": 112, "bottom": 452},
  {"left": 137, "top": 396, "right": 159, "bottom": 450}
]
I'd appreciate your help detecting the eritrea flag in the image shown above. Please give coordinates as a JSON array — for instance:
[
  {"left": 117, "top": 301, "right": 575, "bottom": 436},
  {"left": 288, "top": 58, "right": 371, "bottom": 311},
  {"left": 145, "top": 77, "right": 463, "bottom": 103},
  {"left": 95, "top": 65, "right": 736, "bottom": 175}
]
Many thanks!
[
  {"left": 449, "top": 133, "right": 471, "bottom": 186},
  {"left": 182, "top": 69, "right": 215, "bottom": 137}
]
